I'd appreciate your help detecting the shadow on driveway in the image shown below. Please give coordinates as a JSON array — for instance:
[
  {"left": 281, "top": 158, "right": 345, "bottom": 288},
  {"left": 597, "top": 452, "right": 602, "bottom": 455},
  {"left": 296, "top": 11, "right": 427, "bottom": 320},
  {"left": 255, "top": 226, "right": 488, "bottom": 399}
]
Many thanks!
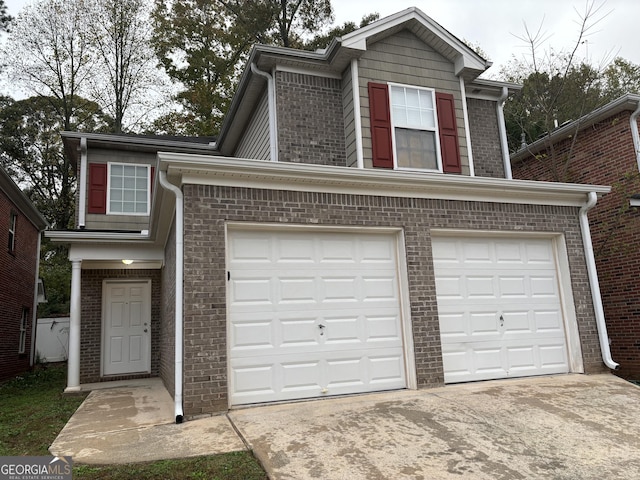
[{"left": 229, "top": 374, "right": 640, "bottom": 480}]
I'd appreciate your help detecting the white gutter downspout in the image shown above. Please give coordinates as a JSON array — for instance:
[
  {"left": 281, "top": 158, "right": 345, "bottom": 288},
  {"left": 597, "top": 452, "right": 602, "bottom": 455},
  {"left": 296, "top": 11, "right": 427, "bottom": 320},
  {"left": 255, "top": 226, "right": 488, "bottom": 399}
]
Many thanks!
[
  {"left": 629, "top": 101, "right": 640, "bottom": 172},
  {"left": 497, "top": 87, "right": 512, "bottom": 179},
  {"left": 158, "top": 171, "right": 185, "bottom": 423},
  {"left": 459, "top": 78, "right": 475, "bottom": 176},
  {"left": 351, "top": 59, "right": 364, "bottom": 169},
  {"left": 78, "top": 136, "right": 88, "bottom": 228},
  {"left": 580, "top": 192, "right": 619, "bottom": 370},
  {"left": 251, "top": 63, "right": 278, "bottom": 162}
]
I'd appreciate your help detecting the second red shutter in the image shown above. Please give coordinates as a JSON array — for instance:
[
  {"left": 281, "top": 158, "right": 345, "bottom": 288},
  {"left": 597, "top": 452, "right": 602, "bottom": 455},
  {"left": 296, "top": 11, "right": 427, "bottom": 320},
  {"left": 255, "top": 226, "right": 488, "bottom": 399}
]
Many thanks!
[{"left": 435, "top": 92, "right": 462, "bottom": 174}]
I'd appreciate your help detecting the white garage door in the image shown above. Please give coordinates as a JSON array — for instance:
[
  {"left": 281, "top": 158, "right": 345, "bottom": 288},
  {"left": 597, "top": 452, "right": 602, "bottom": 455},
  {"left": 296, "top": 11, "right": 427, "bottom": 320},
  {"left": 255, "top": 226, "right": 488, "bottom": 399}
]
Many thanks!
[
  {"left": 228, "top": 229, "right": 407, "bottom": 405},
  {"left": 432, "top": 236, "right": 570, "bottom": 383}
]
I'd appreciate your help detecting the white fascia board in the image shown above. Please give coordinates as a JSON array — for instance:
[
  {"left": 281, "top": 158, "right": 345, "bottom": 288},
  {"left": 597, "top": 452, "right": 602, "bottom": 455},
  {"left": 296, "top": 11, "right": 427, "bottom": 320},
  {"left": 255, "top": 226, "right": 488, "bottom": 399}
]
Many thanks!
[
  {"left": 46, "top": 231, "right": 151, "bottom": 242},
  {"left": 68, "top": 242, "right": 163, "bottom": 262},
  {"left": 158, "top": 153, "right": 610, "bottom": 207}
]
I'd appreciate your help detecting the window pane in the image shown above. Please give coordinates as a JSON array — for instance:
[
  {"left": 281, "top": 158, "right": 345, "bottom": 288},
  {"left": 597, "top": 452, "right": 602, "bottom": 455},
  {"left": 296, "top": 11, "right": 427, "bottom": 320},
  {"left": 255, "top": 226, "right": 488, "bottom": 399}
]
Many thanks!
[
  {"left": 123, "top": 165, "right": 136, "bottom": 176},
  {"left": 111, "top": 164, "right": 123, "bottom": 176},
  {"left": 406, "top": 107, "right": 422, "bottom": 128},
  {"left": 395, "top": 128, "right": 437, "bottom": 170},
  {"left": 135, "top": 202, "right": 148, "bottom": 213},
  {"left": 109, "top": 163, "right": 149, "bottom": 214}
]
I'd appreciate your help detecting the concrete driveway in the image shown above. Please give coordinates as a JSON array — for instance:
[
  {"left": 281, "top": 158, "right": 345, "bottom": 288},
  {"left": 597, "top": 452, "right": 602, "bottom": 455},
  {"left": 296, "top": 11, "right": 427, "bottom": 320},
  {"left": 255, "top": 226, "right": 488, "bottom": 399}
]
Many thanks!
[{"left": 228, "top": 374, "right": 640, "bottom": 480}]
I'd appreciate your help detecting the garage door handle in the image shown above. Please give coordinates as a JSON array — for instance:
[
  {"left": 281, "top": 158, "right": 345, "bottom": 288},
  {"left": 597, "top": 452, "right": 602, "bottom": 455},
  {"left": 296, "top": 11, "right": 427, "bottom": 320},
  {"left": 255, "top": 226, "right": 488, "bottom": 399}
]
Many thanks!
[
  {"left": 318, "top": 324, "right": 325, "bottom": 336},
  {"left": 500, "top": 315, "right": 504, "bottom": 327}
]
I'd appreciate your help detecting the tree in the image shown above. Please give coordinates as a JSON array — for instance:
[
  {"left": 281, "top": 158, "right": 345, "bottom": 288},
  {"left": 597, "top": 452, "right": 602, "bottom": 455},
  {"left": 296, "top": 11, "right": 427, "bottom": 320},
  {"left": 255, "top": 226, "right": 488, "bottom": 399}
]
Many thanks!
[
  {"left": 0, "top": 0, "right": 11, "bottom": 31},
  {"left": 87, "top": 0, "right": 167, "bottom": 133},
  {"left": 601, "top": 57, "right": 640, "bottom": 99},
  {"left": 3, "top": 0, "right": 95, "bottom": 132},
  {"left": 501, "top": 1, "right": 612, "bottom": 181},
  {"left": 303, "top": 12, "right": 379, "bottom": 51}
]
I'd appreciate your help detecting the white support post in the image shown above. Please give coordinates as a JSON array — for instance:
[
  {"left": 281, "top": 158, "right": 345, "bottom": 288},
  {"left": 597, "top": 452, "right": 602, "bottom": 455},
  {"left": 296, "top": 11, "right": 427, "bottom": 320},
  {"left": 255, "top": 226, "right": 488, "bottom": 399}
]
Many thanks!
[{"left": 66, "top": 259, "right": 82, "bottom": 392}]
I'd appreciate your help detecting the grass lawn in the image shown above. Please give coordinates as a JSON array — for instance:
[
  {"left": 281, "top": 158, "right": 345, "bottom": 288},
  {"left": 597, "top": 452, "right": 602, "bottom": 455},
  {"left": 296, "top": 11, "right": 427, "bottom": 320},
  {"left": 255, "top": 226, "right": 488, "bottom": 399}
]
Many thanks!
[{"left": 0, "top": 365, "right": 268, "bottom": 480}]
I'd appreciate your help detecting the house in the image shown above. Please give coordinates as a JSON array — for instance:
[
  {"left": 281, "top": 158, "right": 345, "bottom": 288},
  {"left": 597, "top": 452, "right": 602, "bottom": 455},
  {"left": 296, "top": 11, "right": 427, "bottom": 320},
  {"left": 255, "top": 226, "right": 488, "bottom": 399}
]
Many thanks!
[
  {"left": 511, "top": 93, "right": 640, "bottom": 382},
  {"left": 0, "top": 166, "right": 48, "bottom": 381},
  {"left": 47, "top": 8, "right": 617, "bottom": 421}
]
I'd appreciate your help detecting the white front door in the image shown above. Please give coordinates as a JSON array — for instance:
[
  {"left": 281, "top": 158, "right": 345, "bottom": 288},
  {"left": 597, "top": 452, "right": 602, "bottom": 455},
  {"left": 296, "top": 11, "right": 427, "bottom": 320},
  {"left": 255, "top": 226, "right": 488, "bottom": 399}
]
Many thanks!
[
  {"left": 228, "top": 229, "right": 408, "bottom": 406},
  {"left": 103, "top": 280, "right": 151, "bottom": 376},
  {"left": 432, "top": 236, "right": 570, "bottom": 383}
]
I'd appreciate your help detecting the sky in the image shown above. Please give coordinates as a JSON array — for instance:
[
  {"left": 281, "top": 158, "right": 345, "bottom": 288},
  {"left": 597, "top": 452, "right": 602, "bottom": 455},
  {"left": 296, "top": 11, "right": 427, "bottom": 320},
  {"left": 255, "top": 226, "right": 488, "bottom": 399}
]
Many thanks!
[{"left": 3, "top": 0, "right": 640, "bottom": 97}]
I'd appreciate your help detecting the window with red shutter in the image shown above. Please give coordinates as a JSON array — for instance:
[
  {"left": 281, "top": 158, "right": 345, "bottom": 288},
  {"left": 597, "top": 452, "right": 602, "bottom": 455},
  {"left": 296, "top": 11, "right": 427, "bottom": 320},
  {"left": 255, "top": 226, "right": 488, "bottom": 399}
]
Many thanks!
[
  {"left": 88, "top": 163, "right": 107, "bottom": 214},
  {"left": 367, "top": 83, "right": 462, "bottom": 174}
]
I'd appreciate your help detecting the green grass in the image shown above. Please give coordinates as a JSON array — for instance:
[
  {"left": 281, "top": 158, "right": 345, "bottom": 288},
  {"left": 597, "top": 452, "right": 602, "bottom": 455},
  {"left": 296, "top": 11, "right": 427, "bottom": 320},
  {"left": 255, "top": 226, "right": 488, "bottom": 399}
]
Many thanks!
[{"left": 0, "top": 365, "right": 268, "bottom": 480}]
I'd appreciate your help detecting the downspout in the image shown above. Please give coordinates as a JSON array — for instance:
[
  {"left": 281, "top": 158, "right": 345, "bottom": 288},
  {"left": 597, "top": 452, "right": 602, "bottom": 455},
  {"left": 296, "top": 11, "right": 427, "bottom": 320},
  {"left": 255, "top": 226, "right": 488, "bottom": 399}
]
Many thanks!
[
  {"left": 251, "top": 64, "right": 278, "bottom": 162},
  {"left": 78, "top": 136, "right": 87, "bottom": 228},
  {"left": 29, "top": 232, "right": 42, "bottom": 366},
  {"left": 629, "top": 100, "right": 640, "bottom": 172},
  {"left": 580, "top": 192, "right": 619, "bottom": 370},
  {"left": 497, "top": 87, "right": 512, "bottom": 179},
  {"left": 158, "top": 171, "right": 185, "bottom": 423},
  {"left": 459, "top": 78, "right": 475, "bottom": 176},
  {"left": 351, "top": 59, "right": 364, "bottom": 169}
]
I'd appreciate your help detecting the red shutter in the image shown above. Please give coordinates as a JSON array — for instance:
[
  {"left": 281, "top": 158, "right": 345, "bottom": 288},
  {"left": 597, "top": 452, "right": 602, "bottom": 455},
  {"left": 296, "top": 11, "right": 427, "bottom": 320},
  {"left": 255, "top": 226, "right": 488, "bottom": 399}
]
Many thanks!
[
  {"left": 368, "top": 82, "right": 394, "bottom": 169},
  {"left": 88, "top": 163, "right": 107, "bottom": 214},
  {"left": 436, "top": 92, "right": 462, "bottom": 174},
  {"left": 150, "top": 166, "right": 156, "bottom": 197}
]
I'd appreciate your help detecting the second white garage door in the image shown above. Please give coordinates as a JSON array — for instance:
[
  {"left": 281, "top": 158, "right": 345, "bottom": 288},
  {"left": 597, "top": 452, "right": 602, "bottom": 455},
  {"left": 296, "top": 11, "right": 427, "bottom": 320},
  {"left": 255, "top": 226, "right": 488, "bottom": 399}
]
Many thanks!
[
  {"left": 432, "top": 236, "right": 570, "bottom": 383},
  {"left": 227, "top": 228, "right": 407, "bottom": 406}
]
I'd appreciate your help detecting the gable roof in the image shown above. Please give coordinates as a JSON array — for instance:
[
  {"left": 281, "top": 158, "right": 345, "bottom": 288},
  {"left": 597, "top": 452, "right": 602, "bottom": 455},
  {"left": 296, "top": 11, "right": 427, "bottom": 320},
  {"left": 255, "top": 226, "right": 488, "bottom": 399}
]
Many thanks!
[
  {"left": 511, "top": 93, "right": 640, "bottom": 162},
  {"left": 0, "top": 166, "right": 48, "bottom": 231},
  {"left": 217, "top": 7, "right": 493, "bottom": 155}
]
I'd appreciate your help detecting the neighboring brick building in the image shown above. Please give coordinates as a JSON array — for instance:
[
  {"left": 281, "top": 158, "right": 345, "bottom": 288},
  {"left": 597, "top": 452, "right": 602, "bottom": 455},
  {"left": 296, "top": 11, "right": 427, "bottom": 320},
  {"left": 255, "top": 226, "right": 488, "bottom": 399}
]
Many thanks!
[
  {"left": 48, "top": 8, "right": 617, "bottom": 421},
  {"left": 0, "top": 166, "right": 48, "bottom": 381},
  {"left": 511, "top": 94, "right": 640, "bottom": 381}
]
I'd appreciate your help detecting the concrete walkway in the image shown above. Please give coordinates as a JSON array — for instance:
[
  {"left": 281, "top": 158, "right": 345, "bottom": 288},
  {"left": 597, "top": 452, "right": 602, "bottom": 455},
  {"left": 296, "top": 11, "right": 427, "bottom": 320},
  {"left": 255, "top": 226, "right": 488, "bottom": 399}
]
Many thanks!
[
  {"left": 229, "top": 374, "right": 640, "bottom": 480},
  {"left": 49, "top": 379, "right": 245, "bottom": 464},
  {"left": 51, "top": 374, "right": 640, "bottom": 478}
]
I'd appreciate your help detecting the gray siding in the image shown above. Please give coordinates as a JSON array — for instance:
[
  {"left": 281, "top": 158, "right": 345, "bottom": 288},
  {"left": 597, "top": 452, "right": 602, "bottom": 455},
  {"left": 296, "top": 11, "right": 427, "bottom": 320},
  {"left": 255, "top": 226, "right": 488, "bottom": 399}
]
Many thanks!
[
  {"left": 467, "top": 98, "right": 505, "bottom": 178},
  {"left": 275, "top": 71, "right": 347, "bottom": 167},
  {"left": 358, "top": 29, "right": 470, "bottom": 174},
  {"left": 85, "top": 149, "right": 155, "bottom": 231},
  {"left": 342, "top": 65, "right": 357, "bottom": 167},
  {"left": 234, "top": 89, "right": 270, "bottom": 160}
]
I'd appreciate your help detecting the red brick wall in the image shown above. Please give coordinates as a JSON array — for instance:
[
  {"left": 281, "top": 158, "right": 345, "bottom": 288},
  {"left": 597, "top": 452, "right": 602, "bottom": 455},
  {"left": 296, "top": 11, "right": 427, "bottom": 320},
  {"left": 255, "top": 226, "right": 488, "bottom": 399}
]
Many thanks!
[
  {"left": 180, "top": 185, "right": 603, "bottom": 416},
  {"left": 0, "top": 189, "right": 39, "bottom": 381},
  {"left": 512, "top": 111, "right": 640, "bottom": 380}
]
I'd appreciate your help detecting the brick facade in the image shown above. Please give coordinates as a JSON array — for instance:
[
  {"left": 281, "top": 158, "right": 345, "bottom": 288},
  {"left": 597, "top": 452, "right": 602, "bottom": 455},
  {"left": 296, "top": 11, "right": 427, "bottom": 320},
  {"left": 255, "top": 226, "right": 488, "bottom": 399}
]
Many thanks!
[
  {"left": 181, "top": 184, "right": 604, "bottom": 416},
  {"left": 512, "top": 110, "right": 640, "bottom": 380},
  {"left": 467, "top": 98, "right": 505, "bottom": 178},
  {"left": 0, "top": 189, "right": 39, "bottom": 381},
  {"left": 79, "top": 269, "right": 161, "bottom": 383},
  {"left": 275, "top": 71, "right": 347, "bottom": 167}
]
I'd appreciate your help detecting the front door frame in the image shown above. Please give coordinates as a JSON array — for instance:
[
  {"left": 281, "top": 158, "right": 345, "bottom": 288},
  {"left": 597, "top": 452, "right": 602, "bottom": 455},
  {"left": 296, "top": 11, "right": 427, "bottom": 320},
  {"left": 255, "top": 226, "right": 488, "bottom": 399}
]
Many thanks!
[{"left": 101, "top": 279, "right": 152, "bottom": 376}]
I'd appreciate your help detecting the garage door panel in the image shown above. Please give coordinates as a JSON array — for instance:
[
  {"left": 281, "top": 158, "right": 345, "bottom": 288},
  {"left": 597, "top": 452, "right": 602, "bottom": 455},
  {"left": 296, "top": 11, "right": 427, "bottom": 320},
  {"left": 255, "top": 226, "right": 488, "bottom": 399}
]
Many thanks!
[
  {"left": 228, "top": 229, "right": 407, "bottom": 405},
  {"left": 434, "top": 236, "right": 570, "bottom": 384}
]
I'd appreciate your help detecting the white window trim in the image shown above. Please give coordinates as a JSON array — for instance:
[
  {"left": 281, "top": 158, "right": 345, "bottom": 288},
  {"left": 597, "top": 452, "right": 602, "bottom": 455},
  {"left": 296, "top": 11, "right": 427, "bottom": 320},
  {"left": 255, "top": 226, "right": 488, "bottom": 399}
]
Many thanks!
[
  {"left": 8, "top": 211, "right": 16, "bottom": 253},
  {"left": 19, "top": 307, "right": 28, "bottom": 354},
  {"left": 388, "top": 82, "right": 443, "bottom": 173},
  {"left": 106, "top": 162, "right": 151, "bottom": 216}
]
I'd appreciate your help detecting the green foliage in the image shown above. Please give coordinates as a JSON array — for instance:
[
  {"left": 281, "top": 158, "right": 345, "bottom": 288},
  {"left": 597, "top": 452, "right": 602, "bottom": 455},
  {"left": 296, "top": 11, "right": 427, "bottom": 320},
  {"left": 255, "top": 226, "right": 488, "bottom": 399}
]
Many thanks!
[
  {"left": 303, "top": 12, "right": 379, "bottom": 52},
  {"left": 38, "top": 242, "right": 71, "bottom": 317},
  {"left": 0, "top": 365, "right": 87, "bottom": 456},
  {"left": 0, "top": 0, "right": 11, "bottom": 32},
  {"left": 73, "top": 452, "right": 268, "bottom": 479}
]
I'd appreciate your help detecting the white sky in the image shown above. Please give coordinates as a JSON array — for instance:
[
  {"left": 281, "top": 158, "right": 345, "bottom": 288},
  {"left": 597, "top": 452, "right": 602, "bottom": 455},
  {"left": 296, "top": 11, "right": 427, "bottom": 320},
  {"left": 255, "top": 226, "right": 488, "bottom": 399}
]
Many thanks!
[{"left": 3, "top": 0, "right": 639, "bottom": 97}]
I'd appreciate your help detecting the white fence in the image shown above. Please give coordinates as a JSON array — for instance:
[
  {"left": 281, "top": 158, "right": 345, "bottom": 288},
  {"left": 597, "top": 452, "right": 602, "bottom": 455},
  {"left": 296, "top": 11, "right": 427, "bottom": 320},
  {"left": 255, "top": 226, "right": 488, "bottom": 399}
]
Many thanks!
[{"left": 35, "top": 317, "right": 70, "bottom": 363}]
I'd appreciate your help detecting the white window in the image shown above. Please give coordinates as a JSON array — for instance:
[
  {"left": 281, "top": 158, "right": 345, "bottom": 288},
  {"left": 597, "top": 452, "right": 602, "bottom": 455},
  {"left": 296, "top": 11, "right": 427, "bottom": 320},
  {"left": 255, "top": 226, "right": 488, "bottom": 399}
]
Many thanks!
[
  {"left": 107, "top": 163, "right": 150, "bottom": 215},
  {"left": 8, "top": 211, "right": 17, "bottom": 253},
  {"left": 389, "top": 84, "right": 441, "bottom": 171},
  {"left": 19, "top": 307, "right": 28, "bottom": 354}
]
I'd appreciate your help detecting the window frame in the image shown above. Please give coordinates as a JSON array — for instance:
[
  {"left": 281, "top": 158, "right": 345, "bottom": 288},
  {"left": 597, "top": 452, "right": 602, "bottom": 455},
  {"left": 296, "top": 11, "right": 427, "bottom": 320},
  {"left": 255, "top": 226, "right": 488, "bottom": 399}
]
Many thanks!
[
  {"left": 8, "top": 210, "right": 17, "bottom": 254},
  {"left": 18, "top": 307, "right": 28, "bottom": 354},
  {"left": 106, "top": 162, "right": 151, "bottom": 216},
  {"left": 388, "top": 82, "right": 444, "bottom": 173}
]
